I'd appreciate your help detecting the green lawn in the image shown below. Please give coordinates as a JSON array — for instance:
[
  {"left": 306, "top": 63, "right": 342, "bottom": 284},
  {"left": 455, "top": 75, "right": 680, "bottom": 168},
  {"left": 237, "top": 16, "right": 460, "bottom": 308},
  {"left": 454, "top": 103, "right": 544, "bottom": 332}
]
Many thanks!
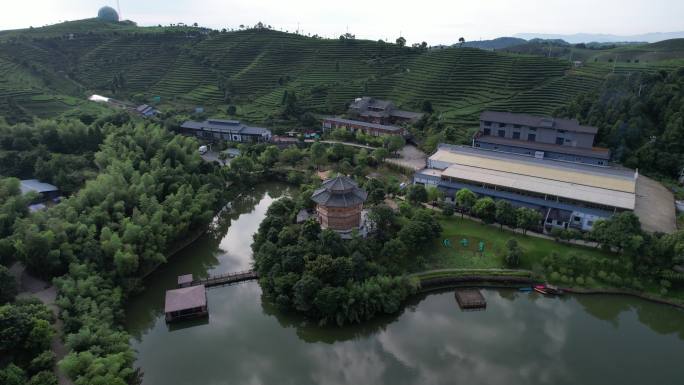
[{"left": 423, "top": 216, "right": 614, "bottom": 272}]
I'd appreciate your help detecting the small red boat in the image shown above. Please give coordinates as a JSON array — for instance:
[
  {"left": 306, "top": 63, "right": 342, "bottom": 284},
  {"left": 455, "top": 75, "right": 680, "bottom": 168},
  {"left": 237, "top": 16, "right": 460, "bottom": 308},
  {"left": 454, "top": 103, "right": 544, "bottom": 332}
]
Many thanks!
[
  {"left": 533, "top": 285, "right": 548, "bottom": 295},
  {"left": 534, "top": 284, "right": 563, "bottom": 296}
]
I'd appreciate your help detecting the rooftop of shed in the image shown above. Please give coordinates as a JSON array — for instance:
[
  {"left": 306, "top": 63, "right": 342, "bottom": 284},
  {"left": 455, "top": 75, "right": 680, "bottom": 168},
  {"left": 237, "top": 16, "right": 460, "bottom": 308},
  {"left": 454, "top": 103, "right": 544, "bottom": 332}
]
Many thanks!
[
  {"left": 20, "top": 179, "right": 59, "bottom": 194},
  {"left": 164, "top": 285, "right": 207, "bottom": 313}
]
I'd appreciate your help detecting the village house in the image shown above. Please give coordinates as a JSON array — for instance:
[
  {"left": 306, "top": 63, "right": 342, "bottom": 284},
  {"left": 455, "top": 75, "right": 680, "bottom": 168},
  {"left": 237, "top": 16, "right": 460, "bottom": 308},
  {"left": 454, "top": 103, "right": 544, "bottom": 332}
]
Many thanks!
[
  {"left": 20, "top": 179, "right": 60, "bottom": 211},
  {"left": 180, "top": 119, "right": 272, "bottom": 143},
  {"left": 135, "top": 104, "right": 159, "bottom": 117},
  {"left": 321, "top": 117, "right": 405, "bottom": 137},
  {"left": 348, "top": 96, "right": 423, "bottom": 125}
]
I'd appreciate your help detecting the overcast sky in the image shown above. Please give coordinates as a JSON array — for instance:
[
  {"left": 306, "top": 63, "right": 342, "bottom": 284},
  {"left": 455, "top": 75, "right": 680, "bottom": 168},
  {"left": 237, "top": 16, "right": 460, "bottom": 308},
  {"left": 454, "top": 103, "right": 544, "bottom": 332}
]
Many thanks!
[{"left": 1, "top": 0, "right": 682, "bottom": 45}]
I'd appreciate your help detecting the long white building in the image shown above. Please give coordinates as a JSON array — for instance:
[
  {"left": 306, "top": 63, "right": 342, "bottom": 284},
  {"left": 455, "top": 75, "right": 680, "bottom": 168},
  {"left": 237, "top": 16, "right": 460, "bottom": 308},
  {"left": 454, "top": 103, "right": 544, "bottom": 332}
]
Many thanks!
[{"left": 415, "top": 144, "right": 638, "bottom": 231}]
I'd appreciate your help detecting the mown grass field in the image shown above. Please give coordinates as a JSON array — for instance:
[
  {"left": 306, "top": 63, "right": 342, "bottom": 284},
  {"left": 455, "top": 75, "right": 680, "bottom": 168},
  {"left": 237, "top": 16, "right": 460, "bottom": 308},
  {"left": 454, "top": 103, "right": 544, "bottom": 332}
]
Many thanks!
[{"left": 424, "top": 216, "right": 614, "bottom": 271}]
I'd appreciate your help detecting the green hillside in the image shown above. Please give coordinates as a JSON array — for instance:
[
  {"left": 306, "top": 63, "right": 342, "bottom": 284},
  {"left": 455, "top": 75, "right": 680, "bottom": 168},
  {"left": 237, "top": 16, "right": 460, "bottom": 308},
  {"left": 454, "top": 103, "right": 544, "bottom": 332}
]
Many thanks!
[
  {"left": 502, "top": 38, "right": 684, "bottom": 65},
  {"left": 1, "top": 19, "right": 683, "bottom": 128}
]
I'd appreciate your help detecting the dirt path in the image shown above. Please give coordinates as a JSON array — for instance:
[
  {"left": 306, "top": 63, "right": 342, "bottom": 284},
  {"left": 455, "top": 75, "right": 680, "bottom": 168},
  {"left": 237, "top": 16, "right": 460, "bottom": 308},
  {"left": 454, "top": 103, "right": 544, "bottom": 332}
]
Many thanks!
[
  {"left": 309, "top": 139, "right": 376, "bottom": 150},
  {"left": 10, "top": 262, "right": 74, "bottom": 385}
]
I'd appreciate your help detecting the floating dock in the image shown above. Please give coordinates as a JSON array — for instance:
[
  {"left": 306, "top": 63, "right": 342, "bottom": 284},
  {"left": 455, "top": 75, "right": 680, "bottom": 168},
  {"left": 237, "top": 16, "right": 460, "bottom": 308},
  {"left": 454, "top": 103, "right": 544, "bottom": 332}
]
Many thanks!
[{"left": 454, "top": 289, "right": 486, "bottom": 310}]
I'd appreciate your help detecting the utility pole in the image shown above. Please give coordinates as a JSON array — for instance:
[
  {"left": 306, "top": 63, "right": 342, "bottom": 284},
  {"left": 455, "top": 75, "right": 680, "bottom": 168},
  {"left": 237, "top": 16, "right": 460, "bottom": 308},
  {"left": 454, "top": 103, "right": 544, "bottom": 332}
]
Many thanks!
[{"left": 116, "top": 0, "right": 122, "bottom": 19}]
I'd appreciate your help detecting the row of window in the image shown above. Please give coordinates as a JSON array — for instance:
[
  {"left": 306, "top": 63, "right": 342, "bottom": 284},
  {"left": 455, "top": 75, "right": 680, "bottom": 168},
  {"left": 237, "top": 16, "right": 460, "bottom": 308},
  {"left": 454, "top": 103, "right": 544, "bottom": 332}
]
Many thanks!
[
  {"left": 571, "top": 216, "right": 594, "bottom": 226},
  {"left": 485, "top": 129, "right": 570, "bottom": 145},
  {"left": 483, "top": 128, "right": 536, "bottom": 142},
  {"left": 483, "top": 121, "right": 537, "bottom": 131}
]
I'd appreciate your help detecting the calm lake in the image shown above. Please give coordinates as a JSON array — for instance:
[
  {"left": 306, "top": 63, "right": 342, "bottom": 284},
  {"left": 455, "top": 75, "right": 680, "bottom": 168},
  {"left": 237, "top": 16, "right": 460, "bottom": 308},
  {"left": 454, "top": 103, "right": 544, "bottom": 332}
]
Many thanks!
[{"left": 126, "top": 183, "right": 684, "bottom": 385}]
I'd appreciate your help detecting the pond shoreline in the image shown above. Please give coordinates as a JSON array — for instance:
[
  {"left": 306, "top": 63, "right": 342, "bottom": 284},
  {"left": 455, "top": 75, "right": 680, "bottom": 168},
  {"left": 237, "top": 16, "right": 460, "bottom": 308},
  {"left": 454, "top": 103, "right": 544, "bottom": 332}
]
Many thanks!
[
  {"left": 562, "top": 287, "right": 684, "bottom": 310},
  {"left": 139, "top": 195, "right": 240, "bottom": 280},
  {"left": 413, "top": 272, "right": 684, "bottom": 310},
  {"left": 127, "top": 183, "right": 684, "bottom": 385}
]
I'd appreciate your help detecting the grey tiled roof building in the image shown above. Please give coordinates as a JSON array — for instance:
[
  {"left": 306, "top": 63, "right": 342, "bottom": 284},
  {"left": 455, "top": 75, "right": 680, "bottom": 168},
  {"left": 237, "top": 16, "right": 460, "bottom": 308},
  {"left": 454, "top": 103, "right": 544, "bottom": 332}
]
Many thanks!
[
  {"left": 312, "top": 175, "right": 367, "bottom": 231},
  {"left": 312, "top": 175, "right": 368, "bottom": 208}
]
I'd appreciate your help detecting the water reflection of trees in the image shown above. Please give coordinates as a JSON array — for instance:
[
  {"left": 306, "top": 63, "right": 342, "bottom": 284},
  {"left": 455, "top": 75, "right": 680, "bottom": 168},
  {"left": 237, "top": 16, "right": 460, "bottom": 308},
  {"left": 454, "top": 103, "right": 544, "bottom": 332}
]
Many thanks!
[
  {"left": 572, "top": 294, "right": 684, "bottom": 340},
  {"left": 634, "top": 302, "right": 684, "bottom": 339},
  {"left": 487, "top": 287, "right": 684, "bottom": 340},
  {"left": 126, "top": 183, "right": 290, "bottom": 338},
  {"left": 259, "top": 291, "right": 441, "bottom": 344},
  {"left": 262, "top": 283, "right": 684, "bottom": 344}
]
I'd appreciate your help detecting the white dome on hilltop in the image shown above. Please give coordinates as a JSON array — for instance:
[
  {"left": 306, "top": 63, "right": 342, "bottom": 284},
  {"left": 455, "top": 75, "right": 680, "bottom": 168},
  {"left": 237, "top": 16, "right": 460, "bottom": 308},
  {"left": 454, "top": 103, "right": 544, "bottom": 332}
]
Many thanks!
[{"left": 97, "top": 6, "right": 119, "bottom": 22}]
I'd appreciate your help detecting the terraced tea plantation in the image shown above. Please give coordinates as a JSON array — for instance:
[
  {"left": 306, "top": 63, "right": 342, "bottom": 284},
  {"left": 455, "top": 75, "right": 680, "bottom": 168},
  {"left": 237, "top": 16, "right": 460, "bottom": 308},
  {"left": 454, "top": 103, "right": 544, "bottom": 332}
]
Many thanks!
[{"left": 1, "top": 19, "right": 683, "bottom": 130}]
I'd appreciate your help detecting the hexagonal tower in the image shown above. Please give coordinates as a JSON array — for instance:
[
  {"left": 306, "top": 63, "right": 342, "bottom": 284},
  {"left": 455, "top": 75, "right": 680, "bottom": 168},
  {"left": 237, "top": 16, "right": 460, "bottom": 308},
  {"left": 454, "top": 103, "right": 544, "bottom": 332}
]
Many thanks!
[{"left": 312, "top": 175, "right": 367, "bottom": 231}]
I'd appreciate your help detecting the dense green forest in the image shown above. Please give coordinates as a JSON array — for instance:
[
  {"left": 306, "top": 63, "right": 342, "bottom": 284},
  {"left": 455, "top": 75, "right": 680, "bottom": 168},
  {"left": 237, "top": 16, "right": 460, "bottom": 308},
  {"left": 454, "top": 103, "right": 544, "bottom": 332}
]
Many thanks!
[
  {"left": 557, "top": 69, "right": 684, "bottom": 179},
  {"left": 0, "top": 117, "right": 225, "bottom": 384},
  {"left": 0, "top": 299, "right": 57, "bottom": 385},
  {"left": 1, "top": 182, "right": 59, "bottom": 385},
  {"left": 0, "top": 112, "right": 132, "bottom": 193}
]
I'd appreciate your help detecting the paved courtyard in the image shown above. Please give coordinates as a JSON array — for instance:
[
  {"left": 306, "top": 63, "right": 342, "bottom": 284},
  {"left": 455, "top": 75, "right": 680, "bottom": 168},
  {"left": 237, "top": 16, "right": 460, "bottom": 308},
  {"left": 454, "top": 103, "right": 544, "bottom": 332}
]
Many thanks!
[
  {"left": 634, "top": 174, "right": 677, "bottom": 234},
  {"left": 385, "top": 145, "right": 427, "bottom": 171}
]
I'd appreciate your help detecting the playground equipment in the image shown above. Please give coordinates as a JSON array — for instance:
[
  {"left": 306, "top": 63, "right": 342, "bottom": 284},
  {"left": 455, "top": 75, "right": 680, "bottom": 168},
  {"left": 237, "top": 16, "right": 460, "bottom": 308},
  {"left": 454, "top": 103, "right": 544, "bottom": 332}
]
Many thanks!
[
  {"left": 478, "top": 241, "right": 485, "bottom": 253},
  {"left": 442, "top": 239, "right": 452, "bottom": 247}
]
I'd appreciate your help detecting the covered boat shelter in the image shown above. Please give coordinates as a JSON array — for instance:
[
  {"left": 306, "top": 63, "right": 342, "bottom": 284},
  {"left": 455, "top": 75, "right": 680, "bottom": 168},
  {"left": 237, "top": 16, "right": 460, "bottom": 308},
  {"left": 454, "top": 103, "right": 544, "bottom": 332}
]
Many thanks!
[{"left": 164, "top": 285, "right": 208, "bottom": 323}]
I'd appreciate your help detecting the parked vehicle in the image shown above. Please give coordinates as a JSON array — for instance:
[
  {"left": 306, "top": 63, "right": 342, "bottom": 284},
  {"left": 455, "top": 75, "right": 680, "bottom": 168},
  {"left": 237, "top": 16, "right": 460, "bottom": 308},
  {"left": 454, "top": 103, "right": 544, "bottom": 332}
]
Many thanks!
[{"left": 198, "top": 145, "right": 208, "bottom": 155}]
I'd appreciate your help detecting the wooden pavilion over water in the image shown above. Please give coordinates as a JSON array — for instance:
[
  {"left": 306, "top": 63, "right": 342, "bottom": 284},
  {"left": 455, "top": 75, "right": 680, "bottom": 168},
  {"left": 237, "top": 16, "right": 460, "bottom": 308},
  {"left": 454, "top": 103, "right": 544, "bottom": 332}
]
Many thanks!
[{"left": 164, "top": 285, "right": 208, "bottom": 323}]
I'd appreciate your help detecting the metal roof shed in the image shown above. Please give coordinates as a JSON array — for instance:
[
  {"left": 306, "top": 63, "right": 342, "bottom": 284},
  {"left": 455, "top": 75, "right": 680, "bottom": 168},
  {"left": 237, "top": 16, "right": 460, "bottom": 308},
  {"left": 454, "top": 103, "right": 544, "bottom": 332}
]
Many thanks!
[
  {"left": 20, "top": 179, "right": 58, "bottom": 194},
  {"left": 164, "top": 285, "right": 208, "bottom": 323}
]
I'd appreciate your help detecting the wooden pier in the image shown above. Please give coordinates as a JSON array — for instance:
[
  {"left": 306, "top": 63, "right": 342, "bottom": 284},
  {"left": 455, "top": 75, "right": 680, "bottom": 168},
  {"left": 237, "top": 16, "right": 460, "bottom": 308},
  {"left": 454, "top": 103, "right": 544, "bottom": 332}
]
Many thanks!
[
  {"left": 454, "top": 289, "right": 486, "bottom": 310},
  {"left": 178, "top": 270, "right": 259, "bottom": 288}
]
